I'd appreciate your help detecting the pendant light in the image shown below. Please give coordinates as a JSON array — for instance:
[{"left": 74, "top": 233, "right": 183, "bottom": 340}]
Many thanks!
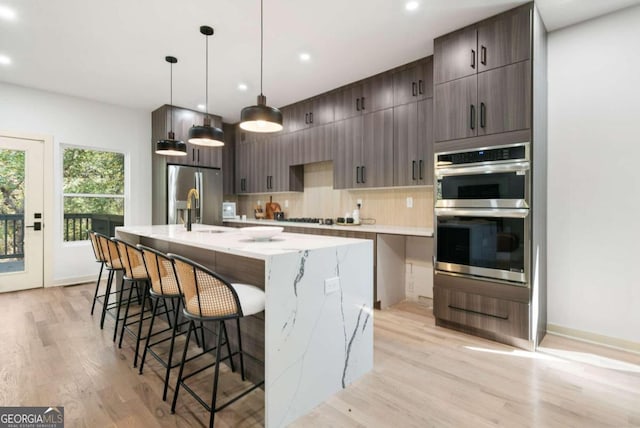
[
  {"left": 239, "top": 0, "right": 283, "bottom": 133},
  {"left": 188, "top": 25, "right": 225, "bottom": 147},
  {"left": 156, "top": 56, "right": 187, "bottom": 156}
]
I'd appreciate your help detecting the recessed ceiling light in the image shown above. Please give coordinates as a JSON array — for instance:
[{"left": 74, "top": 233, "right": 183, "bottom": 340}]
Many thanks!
[
  {"left": 299, "top": 52, "right": 311, "bottom": 62},
  {"left": 197, "top": 104, "right": 206, "bottom": 110},
  {"left": 0, "top": 54, "right": 12, "bottom": 65},
  {"left": 405, "top": 1, "right": 419, "bottom": 11},
  {"left": 237, "top": 83, "right": 248, "bottom": 91},
  {"left": 0, "top": 5, "right": 16, "bottom": 21}
]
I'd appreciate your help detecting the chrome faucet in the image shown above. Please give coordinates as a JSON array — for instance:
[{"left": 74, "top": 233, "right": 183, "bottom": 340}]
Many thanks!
[{"left": 185, "top": 188, "right": 199, "bottom": 231}]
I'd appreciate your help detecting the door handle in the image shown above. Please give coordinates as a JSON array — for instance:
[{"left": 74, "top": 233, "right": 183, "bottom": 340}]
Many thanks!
[
  {"left": 419, "top": 160, "right": 423, "bottom": 180},
  {"left": 192, "top": 148, "right": 195, "bottom": 162},
  {"left": 26, "top": 222, "right": 42, "bottom": 231},
  {"left": 470, "top": 104, "right": 476, "bottom": 130},
  {"left": 356, "top": 98, "right": 360, "bottom": 111},
  {"left": 361, "top": 165, "right": 366, "bottom": 183},
  {"left": 197, "top": 149, "right": 200, "bottom": 163},
  {"left": 418, "top": 79, "right": 424, "bottom": 95},
  {"left": 309, "top": 112, "right": 313, "bottom": 123},
  {"left": 356, "top": 166, "right": 360, "bottom": 183},
  {"left": 471, "top": 49, "right": 476, "bottom": 69},
  {"left": 412, "top": 82, "right": 417, "bottom": 97},
  {"left": 481, "top": 45, "right": 487, "bottom": 65},
  {"left": 412, "top": 160, "right": 416, "bottom": 180},
  {"left": 360, "top": 97, "right": 365, "bottom": 111},
  {"left": 480, "top": 102, "right": 486, "bottom": 128},
  {"left": 305, "top": 113, "right": 309, "bottom": 124}
]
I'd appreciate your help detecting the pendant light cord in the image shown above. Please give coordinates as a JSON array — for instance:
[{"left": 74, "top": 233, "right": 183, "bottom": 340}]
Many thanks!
[
  {"left": 205, "top": 32, "right": 209, "bottom": 115},
  {"left": 260, "top": 0, "right": 264, "bottom": 96},
  {"left": 170, "top": 60, "right": 174, "bottom": 133}
]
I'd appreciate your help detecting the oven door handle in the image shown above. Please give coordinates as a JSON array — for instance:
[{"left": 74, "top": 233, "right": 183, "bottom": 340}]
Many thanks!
[
  {"left": 435, "top": 207, "right": 529, "bottom": 218},
  {"left": 435, "top": 161, "right": 529, "bottom": 177}
]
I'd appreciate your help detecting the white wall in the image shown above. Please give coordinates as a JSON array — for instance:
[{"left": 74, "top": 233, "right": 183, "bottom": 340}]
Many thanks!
[
  {"left": 0, "top": 83, "right": 151, "bottom": 285},
  {"left": 548, "top": 5, "right": 640, "bottom": 344}
]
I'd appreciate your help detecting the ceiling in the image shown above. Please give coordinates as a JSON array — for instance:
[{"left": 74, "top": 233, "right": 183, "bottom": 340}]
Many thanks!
[{"left": 1, "top": 0, "right": 638, "bottom": 123}]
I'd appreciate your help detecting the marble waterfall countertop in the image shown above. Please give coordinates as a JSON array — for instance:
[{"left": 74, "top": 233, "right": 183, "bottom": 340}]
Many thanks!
[
  {"left": 224, "top": 218, "right": 434, "bottom": 237},
  {"left": 115, "top": 223, "right": 373, "bottom": 427}
]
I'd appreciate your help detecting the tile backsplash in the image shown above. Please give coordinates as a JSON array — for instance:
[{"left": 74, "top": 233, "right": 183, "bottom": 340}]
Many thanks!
[{"left": 230, "top": 161, "right": 433, "bottom": 228}]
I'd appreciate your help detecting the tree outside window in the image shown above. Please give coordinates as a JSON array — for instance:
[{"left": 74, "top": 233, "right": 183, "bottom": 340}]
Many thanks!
[{"left": 63, "top": 148, "right": 125, "bottom": 241}]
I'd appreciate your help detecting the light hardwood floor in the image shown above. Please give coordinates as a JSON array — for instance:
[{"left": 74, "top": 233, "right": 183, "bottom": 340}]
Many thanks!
[{"left": 1, "top": 283, "right": 638, "bottom": 427}]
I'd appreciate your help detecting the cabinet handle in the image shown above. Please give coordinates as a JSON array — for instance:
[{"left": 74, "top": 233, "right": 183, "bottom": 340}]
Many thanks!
[
  {"left": 419, "top": 160, "right": 424, "bottom": 180},
  {"left": 471, "top": 49, "right": 476, "bottom": 69},
  {"left": 481, "top": 45, "right": 487, "bottom": 65},
  {"left": 192, "top": 148, "right": 195, "bottom": 162},
  {"left": 480, "top": 102, "right": 486, "bottom": 128},
  {"left": 470, "top": 104, "right": 476, "bottom": 130},
  {"left": 270, "top": 175, "right": 273, "bottom": 189},
  {"left": 356, "top": 166, "right": 360, "bottom": 183},
  {"left": 356, "top": 98, "right": 360, "bottom": 111},
  {"left": 412, "top": 82, "right": 417, "bottom": 97},
  {"left": 361, "top": 165, "right": 366, "bottom": 183},
  {"left": 418, "top": 79, "right": 424, "bottom": 95},
  {"left": 412, "top": 160, "right": 416, "bottom": 180},
  {"left": 309, "top": 112, "right": 313, "bottom": 123},
  {"left": 361, "top": 97, "right": 365, "bottom": 111},
  {"left": 197, "top": 149, "right": 200, "bottom": 163},
  {"left": 305, "top": 113, "right": 308, "bottom": 124}
]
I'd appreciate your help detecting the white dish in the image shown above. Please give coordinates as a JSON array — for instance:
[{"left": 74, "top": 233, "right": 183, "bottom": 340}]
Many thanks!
[{"left": 241, "top": 226, "right": 283, "bottom": 241}]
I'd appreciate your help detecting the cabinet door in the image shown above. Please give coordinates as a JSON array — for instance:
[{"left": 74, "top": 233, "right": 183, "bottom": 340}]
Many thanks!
[
  {"left": 393, "top": 58, "right": 434, "bottom": 106},
  {"left": 417, "top": 57, "right": 434, "bottom": 100},
  {"left": 312, "top": 93, "right": 334, "bottom": 126},
  {"left": 361, "top": 108, "right": 393, "bottom": 188},
  {"left": 434, "top": 74, "right": 477, "bottom": 142},
  {"left": 334, "top": 84, "right": 362, "bottom": 121},
  {"left": 434, "top": 26, "right": 478, "bottom": 84},
  {"left": 393, "top": 102, "right": 419, "bottom": 186},
  {"left": 272, "top": 134, "right": 292, "bottom": 192},
  {"left": 477, "top": 60, "right": 531, "bottom": 136},
  {"left": 477, "top": 5, "right": 531, "bottom": 73},
  {"left": 333, "top": 117, "right": 362, "bottom": 189},
  {"left": 235, "top": 133, "right": 248, "bottom": 193},
  {"left": 417, "top": 98, "right": 434, "bottom": 185},
  {"left": 362, "top": 71, "right": 394, "bottom": 113}
]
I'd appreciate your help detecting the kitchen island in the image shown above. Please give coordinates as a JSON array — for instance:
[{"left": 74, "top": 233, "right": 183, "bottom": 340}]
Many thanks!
[{"left": 116, "top": 224, "right": 373, "bottom": 427}]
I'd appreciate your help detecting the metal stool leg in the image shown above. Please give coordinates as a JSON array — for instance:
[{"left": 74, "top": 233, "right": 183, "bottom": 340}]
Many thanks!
[
  {"left": 138, "top": 295, "right": 160, "bottom": 375},
  {"left": 171, "top": 320, "right": 194, "bottom": 414},
  {"left": 209, "top": 320, "right": 224, "bottom": 428},
  {"left": 90, "top": 262, "right": 104, "bottom": 315},
  {"left": 99, "top": 270, "right": 114, "bottom": 329},
  {"left": 221, "top": 321, "right": 235, "bottom": 373},
  {"left": 236, "top": 317, "right": 245, "bottom": 381},
  {"left": 132, "top": 282, "right": 149, "bottom": 368},
  {"left": 112, "top": 276, "right": 126, "bottom": 342},
  {"left": 162, "top": 298, "right": 182, "bottom": 401},
  {"left": 118, "top": 281, "right": 135, "bottom": 348}
]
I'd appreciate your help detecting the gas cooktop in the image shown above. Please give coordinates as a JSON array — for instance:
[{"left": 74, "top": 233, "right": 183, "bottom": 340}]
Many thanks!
[{"left": 279, "top": 217, "right": 323, "bottom": 223}]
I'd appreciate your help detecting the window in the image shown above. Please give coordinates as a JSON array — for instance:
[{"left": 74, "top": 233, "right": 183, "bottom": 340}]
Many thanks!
[{"left": 62, "top": 147, "right": 125, "bottom": 241}]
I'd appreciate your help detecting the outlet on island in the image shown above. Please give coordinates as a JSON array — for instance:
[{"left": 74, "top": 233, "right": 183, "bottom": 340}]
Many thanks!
[{"left": 324, "top": 277, "right": 340, "bottom": 295}]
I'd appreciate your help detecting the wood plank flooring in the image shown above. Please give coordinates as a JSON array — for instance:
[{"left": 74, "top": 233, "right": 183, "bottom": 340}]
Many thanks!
[{"left": 1, "top": 283, "right": 638, "bottom": 427}]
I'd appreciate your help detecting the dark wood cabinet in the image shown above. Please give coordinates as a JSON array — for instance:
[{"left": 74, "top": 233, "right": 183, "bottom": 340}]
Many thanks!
[
  {"left": 333, "top": 108, "right": 393, "bottom": 189},
  {"left": 334, "top": 72, "right": 394, "bottom": 122},
  {"left": 477, "top": 5, "right": 531, "bottom": 73},
  {"left": 393, "top": 57, "right": 433, "bottom": 106},
  {"left": 290, "top": 123, "right": 333, "bottom": 166},
  {"left": 393, "top": 98, "right": 433, "bottom": 186},
  {"left": 434, "top": 26, "right": 478, "bottom": 85},
  {"left": 284, "top": 93, "right": 335, "bottom": 133},
  {"left": 222, "top": 124, "right": 235, "bottom": 195},
  {"left": 434, "top": 3, "right": 532, "bottom": 143}
]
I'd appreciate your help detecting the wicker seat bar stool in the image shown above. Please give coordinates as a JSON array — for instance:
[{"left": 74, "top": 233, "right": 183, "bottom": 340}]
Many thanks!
[
  {"left": 113, "top": 238, "right": 157, "bottom": 368},
  {"left": 87, "top": 230, "right": 106, "bottom": 316},
  {"left": 168, "top": 254, "right": 265, "bottom": 428},
  {"left": 94, "top": 232, "right": 129, "bottom": 332},
  {"left": 137, "top": 244, "right": 205, "bottom": 401}
]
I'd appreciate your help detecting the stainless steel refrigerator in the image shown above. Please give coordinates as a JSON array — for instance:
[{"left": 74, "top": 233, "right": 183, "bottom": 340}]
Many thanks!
[{"left": 167, "top": 165, "right": 223, "bottom": 226}]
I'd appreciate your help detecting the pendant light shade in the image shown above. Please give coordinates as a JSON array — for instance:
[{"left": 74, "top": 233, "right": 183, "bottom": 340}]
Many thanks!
[
  {"left": 189, "top": 25, "right": 224, "bottom": 147},
  {"left": 239, "top": 0, "right": 283, "bottom": 133},
  {"left": 156, "top": 56, "right": 187, "bottom": 156}
]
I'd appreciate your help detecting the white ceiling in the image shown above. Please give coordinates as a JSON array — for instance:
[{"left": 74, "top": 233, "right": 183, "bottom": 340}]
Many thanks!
[{"left": 0, "top": 0, "right": 638, "bottom": 123}]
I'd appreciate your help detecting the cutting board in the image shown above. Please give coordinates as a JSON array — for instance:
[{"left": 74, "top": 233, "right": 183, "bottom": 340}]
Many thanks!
[{"left": 265, "top": 196, "right": 281, "bottom": 220}]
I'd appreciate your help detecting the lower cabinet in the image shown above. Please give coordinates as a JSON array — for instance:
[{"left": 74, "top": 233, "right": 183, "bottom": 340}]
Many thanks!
[{"left": 433, "top": 272, "right": 530, "bottom": 344}]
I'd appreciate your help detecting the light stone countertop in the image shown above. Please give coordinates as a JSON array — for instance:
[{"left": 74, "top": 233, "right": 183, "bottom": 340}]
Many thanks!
[
  {"left": 116, "top": 223, "right": 372, "bottom": 260},
  {"left": 223, "top": 218, "right": 434, "bottom": 237}
]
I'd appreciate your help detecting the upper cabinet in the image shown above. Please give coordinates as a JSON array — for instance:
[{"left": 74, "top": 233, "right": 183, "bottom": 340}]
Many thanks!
[
  {"left": 334, "top": 71, "right": 394, "bottom": 121},
  {"left": 434, "top": 5, "right": 531, "bottom": 85},
  {"left": 393, "top": 98, "right": 434, "bottom": 186},
  {"left": 434, "top": 3, "right": 532, "bottom": 143},
  {"left": 283, "top": 92, "right": 335, "bottom": 133},
  {"left": 393, "top": 57, "right": 433, "bottom": 106}
]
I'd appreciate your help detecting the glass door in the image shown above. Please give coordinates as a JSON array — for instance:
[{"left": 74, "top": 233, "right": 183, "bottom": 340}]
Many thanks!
[{"left": 0, "top": 136, "right": 44, "bottom": 292}]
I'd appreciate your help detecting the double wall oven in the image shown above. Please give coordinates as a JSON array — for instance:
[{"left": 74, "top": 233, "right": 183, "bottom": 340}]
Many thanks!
[{"left": 434, "top": 143, "right": 530, "bottom": 286}]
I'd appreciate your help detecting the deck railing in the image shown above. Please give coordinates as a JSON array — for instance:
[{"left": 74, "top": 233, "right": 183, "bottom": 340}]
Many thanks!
[
  {"left": 0, "top": 213, "right": 124, "bottom": 259},
  {"left": 0, "top": 214, "right": 24, "bottom": 259}
]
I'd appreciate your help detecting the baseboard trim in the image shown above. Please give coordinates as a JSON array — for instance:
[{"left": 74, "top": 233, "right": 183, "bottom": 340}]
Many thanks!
[
  {"left": 48, "top": 275, "right": 96, "bottom": 288},
  {"left": 547, "top": 324, "right": 640, "bottom": 355}
]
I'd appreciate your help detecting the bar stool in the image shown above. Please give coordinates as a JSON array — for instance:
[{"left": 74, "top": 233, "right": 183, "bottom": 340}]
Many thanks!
[
  {"left": 137, "top": 244, "right": 195, "bottom": 401},
  {"left": 168, "top": 253, "right": 265, "bottom": 428},
  {"left": 113, "top": 238, "right": 153, "bottom": 368},
  {"left": 94, "top": 232, "right": 127, "bottom": 331},
  {"left": 87, "top": 230, "right": 106, "bottom": 316}
]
